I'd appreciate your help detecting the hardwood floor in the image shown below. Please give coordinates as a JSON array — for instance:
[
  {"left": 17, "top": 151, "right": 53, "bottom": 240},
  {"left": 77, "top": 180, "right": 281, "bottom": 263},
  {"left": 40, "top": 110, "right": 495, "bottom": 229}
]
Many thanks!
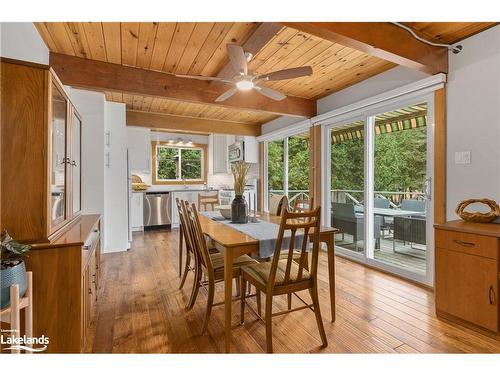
[{"left": 86, "top": 229, "right": 500, "bottom": 353}]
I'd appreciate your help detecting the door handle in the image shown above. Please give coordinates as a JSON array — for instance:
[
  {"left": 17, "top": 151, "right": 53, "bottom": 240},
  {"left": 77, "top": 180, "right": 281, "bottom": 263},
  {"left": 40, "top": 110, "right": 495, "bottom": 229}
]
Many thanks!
[
  {"left": 489, "top": 286, "right": 495, "bottom": 305},
  {"left": 453, "top": 239, "right": 475, "bottom": 247}
]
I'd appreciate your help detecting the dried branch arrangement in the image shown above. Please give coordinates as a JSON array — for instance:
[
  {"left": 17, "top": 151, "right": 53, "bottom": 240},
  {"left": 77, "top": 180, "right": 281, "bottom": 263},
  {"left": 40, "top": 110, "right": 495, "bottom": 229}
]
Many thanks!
[{"left": 231, "top": 161, "right": 250, "bottom": 196}]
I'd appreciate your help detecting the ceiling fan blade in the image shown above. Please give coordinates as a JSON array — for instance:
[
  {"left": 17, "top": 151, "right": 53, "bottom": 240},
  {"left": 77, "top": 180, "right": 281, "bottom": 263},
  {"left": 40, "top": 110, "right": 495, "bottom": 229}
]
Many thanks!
[
  {"left": 215, "top": 87, "right": 239, "bottom": 102},
  {"left": 227, "top": 44, "right": 248, "bottom": 76},
  {"left": 175, "top": 74, "right": 232, "bottom": 84},
  {"left": 258, "top": 66, "right": 313, "bottom": 81},
  {"left": 255, "top": 86, "right": 287, "bottom": 101}
]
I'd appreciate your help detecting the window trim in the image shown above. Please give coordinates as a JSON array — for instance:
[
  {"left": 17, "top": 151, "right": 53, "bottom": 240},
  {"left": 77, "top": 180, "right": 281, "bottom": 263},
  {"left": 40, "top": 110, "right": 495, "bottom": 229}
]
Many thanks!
[{"left": 151, "top": 141, "right": 207, "bottom": 185}]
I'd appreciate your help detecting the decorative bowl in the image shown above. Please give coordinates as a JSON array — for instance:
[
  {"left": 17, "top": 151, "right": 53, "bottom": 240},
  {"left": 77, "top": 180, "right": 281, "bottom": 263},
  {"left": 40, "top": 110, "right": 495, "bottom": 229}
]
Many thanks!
[{"left": 215, "top": 205, "right": 232, "bottom": 220}]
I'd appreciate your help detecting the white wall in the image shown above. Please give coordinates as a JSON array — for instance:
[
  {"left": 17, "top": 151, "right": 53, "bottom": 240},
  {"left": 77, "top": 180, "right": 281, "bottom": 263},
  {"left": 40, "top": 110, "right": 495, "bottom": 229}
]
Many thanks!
[
  {"left": 316, "top": 66, "right": 429, "bottom": 114},
  {"left": 261, "top": 115, "right": 305, "bottom": 135},
  {"left": 104, "top": 102, "right": 129, "bottom": 252},
  {"left": 0, "top": 22, "right": 48, "bottom": 64},
  {"left": 446, "top": 25, "right": 500, "bottom": 220},
  {"left": 70, "top": 89, "right": 106, "bottom": 218}
]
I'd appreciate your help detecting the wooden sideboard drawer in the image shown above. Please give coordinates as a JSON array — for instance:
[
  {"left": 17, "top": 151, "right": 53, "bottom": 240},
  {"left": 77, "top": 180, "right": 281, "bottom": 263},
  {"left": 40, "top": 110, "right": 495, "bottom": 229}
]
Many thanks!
[{"left": 436, "top": 229, "right": 499, "bottom": 259}]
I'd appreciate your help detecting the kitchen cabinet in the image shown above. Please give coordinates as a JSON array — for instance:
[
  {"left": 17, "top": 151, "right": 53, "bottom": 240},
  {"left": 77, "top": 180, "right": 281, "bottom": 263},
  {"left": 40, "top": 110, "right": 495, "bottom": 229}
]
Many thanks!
[
  {"left": 131, "top": 192, "right": 144, "bottom": 231},
  {"left": 212, "top": 134, "right": 228, "bottom": 174},
  {"left": 435, "top": 221, "right": 500, "bottom": 333},
  {"left": 171, "top": 191, "right": 198, "bottom": 227},
  {"left": 128, "top": 127, "right": 151, "bottom": 173},
  {"left": 1, "top": 59, "right": 83, "bottom": 242}
]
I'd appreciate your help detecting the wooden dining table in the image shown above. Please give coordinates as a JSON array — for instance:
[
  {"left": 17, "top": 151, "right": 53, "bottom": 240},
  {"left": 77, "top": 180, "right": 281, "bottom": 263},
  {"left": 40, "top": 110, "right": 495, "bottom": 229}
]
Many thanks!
[{"left": 197, "top": 212, "right": 338, "bottom": 353}]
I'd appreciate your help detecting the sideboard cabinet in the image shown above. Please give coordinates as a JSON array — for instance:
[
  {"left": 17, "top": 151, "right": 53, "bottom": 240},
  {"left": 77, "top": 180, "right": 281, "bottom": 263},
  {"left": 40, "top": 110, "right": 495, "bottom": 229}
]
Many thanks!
[
  {"left": 1, "top": 58, "right": 83, "bottom": 242},
  {"left": 435, "top": 220, "right": 500, "bottom": 333}
]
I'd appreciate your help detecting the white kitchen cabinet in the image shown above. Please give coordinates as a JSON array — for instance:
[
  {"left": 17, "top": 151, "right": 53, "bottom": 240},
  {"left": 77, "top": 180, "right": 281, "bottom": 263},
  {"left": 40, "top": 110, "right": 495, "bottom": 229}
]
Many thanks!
[
  {"left": 242, "top": 136, "right": 258, "bottom": 164},
  {"left": 212, "top": 134, "right": 228, "bottom": 174},
  {"left": 131, "top": 192, "right": 144, "bottom": 231},
  {"left": 171, "top": 191, "right": 198, "bottom": 227},
  {"left": 127, "top": 127, "right": 151, "bottom": 172}
]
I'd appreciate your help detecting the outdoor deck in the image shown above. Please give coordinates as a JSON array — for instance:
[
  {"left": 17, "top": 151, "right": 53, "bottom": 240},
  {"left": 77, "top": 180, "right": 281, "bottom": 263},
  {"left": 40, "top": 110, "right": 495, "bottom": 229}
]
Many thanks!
[{"left": 334, "top": 232, "right": 426, "bottom": 275}]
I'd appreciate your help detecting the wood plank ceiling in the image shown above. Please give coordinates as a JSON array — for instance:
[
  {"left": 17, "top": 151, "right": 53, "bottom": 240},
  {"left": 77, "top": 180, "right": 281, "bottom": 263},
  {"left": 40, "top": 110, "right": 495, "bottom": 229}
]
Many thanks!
[{"left": 35, "top": 22, "right": 496, "bottom": 126}]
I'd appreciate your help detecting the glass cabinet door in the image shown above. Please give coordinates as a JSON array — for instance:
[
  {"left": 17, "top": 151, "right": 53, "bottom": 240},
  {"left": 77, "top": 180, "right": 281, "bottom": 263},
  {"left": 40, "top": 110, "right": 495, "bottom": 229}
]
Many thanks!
[
  {"left": 50, "top": 82, "right": 68, "bottom": 226},
  {"left": 71, "top": 112, "right": 82, "bottom": 214}
]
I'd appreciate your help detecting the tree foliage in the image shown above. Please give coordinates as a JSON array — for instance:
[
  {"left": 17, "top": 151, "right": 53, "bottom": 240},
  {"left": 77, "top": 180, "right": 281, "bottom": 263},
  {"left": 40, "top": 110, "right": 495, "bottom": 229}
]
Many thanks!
[{"left": 267, "top": 128, "right": 427, "bottom": 197}]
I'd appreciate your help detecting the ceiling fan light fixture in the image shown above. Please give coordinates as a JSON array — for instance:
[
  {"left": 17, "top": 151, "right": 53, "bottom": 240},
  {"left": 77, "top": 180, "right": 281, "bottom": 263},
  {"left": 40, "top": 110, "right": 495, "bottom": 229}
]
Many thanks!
[{"left": 236, "top": 80, "right": 254, "bottom": 91}]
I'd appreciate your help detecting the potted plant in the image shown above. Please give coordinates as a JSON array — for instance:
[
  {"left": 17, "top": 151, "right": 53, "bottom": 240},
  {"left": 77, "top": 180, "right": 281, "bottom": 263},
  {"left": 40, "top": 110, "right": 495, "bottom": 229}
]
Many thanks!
[
  {"left": 1, "top": 231, "right": 31, "bottom": 309},
  {"left": 231, "top": 161, "right": 250, "bottom": 223}
]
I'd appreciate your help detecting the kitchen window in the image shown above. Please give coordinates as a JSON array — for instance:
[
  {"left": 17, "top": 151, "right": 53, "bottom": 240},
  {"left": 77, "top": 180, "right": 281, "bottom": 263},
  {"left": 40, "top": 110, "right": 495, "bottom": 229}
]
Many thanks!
[{"left": 152, "top": 142, "right": 207, "bottom": 184}]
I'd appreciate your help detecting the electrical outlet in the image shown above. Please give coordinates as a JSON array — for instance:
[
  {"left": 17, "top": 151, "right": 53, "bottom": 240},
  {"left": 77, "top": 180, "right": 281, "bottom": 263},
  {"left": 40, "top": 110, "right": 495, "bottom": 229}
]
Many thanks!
[{"left": 454, "top": 151, "right": 471, "bottom": 165}]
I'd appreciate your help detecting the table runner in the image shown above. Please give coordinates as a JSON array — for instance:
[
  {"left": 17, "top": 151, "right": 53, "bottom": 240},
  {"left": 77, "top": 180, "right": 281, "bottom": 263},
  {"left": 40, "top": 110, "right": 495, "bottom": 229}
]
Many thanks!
[{"left": 201, "top": 212, "right": 307, "bottom": 258}]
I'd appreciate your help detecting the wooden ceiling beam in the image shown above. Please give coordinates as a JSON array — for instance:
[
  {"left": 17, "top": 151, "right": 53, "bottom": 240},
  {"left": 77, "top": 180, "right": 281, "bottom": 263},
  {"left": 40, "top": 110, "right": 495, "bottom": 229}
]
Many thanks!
[
  {"left": 281, "top": 22, "right": 448, "bottom": 74},
  {"left": 126, "top": 110, "right": 261, "bottom": 137},
  {"left": 50, "top": 52, "right": 316, "bottom": 118}
]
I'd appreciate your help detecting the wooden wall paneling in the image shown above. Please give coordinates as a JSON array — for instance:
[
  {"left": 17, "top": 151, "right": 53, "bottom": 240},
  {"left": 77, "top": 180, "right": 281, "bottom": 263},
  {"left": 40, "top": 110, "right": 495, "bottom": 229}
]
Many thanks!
[
  {"left": 149, "top": 23, "right": 176, "bottom": 71},
  {"left": 136, "top": 22, "right": 159, "bottom": 69},
  {"left": 163, "top": 22, "right": 197, "bottom": 74},
  {"left": 175, "top": 22, "right": 215, "bottom": 75},
  {"left": 101, "top": 22, "right": 122, "bottom": 64},
  {"left": 81, "top": 22, "right": 107, "bottom": 61},
  {"left": 64, "top": 23, "right": 92, "bottom": 59},
  {"left": 187, "top": 23, "right": 233, "bottom": 75},
  {"left": 121, "top": 22, "right": 140, "bottom": 67},
  {"left": 434, "top": 88, "right": 447, "bottom": 224}
]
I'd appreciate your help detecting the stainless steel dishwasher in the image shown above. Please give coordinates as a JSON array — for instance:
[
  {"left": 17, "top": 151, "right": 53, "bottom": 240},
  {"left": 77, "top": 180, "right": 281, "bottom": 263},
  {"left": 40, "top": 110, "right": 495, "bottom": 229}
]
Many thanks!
[{"left": 143, "top": 192, "right": 172, "bottom": 228}]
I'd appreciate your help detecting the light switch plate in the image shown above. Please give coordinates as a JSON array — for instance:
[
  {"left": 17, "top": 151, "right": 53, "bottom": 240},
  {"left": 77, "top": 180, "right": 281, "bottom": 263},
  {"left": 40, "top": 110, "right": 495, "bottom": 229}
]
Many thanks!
[{"left": 454, "top": 151, "right": 471, "bottom": 165}]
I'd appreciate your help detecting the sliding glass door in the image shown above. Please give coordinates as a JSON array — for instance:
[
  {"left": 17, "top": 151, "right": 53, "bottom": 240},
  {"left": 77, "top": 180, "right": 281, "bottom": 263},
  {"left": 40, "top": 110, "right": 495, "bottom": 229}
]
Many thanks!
[
  {"left": 325, "top": 96, "right": 434, "bottom": 285},
  {"left": 265, "top": 131, "right": 310, "bottom": 211}
]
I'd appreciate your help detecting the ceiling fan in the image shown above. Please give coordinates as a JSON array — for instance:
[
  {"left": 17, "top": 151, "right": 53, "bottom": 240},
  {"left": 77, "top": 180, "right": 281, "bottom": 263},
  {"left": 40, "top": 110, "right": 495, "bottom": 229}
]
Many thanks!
[{"left": 175, "top": 44, "right": 313, "bottom": 102}]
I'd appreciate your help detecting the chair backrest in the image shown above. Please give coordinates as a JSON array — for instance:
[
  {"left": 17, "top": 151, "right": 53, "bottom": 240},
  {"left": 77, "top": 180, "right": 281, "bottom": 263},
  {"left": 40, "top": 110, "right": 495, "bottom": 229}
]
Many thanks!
[
  {"left": 176, "top": 198, "right": 196, "bottom": 256},
  {"left": 269, "top": 194, "right": 288, "bottom": 216},
  {"left": 268, "top": 206, "right": 321, "bottom": 292},
  {"left": 331, "top": 202, "right": 356, "bottom": 219},
  {"left": 183, "top": 201, "right": 214, "bottom": 275},
  {"left": 374, "top": 198, "right": 390, "bottom": 209},
  {"left": 401, "top": 199, "right": 426, "bottom": 213},
  {"left": 198, "top": 190, "right": 219, "bottom": 212},
  {"left": 292, "top": 195, "right": 314, "bottom": 213}
]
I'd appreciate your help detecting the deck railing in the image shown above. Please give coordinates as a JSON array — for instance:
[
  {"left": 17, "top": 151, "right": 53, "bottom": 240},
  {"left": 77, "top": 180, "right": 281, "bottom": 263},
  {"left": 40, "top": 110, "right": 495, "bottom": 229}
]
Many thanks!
[{"left": 269, "top": 189, "right": 425, "bottom": 208}]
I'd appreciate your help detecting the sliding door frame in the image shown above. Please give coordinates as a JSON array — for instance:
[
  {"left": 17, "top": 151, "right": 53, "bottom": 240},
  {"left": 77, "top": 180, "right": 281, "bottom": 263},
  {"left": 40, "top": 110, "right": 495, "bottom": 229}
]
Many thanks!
[{"left": 321, "top": 91, "right": 438, "bottom": 286}]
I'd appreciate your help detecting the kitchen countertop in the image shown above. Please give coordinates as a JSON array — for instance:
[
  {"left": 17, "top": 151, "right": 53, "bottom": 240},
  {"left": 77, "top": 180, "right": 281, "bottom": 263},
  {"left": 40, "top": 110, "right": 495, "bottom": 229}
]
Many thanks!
[{"left": 133, "top": 187, "right": 219, "bottom": 193}]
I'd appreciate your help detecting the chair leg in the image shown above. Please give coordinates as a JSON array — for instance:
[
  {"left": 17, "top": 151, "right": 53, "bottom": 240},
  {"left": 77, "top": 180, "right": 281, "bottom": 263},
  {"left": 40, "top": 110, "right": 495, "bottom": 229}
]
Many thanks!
[
  {"left": 201, "top": 278, "right": 215, "bottom": 335},
  {"left": 256, "top": 289, "right": 262, "bottom": 317},
  {"left": 235, "top": 278, "right": 241, "bottom": 297},
  {"left": 240, "top": 277, "right": 246, "bottom": 324},
  {"left": 310, "top": 284, "right": 328, "bottom": 348},
  {"left": 179, "top": 251, "right": 191, "bottom": 289},
  {"left": 287, "top": 293, "right": 292, "bottom": 310},
  {"left": 265, "top": 293, "right": 274, "bottom": 353},
  {"left": 187, "top": 264, "right": 201, "bottom": 310}
]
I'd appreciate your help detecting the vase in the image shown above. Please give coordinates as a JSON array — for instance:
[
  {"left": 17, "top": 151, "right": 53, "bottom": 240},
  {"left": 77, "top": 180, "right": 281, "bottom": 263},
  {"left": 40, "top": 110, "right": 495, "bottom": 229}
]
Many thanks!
[
  {"left": 0, "top": 261, "right": 28, "bottom": 309},
  {"left": 231, "top": 195, "right": 248, "bottom": 223}
]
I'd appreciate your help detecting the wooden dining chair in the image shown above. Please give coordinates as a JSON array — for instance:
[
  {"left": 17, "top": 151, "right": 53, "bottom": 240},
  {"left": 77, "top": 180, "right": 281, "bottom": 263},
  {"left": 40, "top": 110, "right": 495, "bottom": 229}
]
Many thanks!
[
  {"left": 269, "top": 194, "right": 288, "bottom": 216},
  {"left": 198, "top": 191, "right": 219, "bottom": 212},
  {"left": 175, "top": 198, "right": 196, "bottom": 290},
  {"left": 183, "top": 201, "right": 258, "bottom": 334},
  {"left": 292, "top": 195, "right": 314, "bottom": 213},
  {"left": 239, "top": 206, "right": 327, "bottom": 353}
]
